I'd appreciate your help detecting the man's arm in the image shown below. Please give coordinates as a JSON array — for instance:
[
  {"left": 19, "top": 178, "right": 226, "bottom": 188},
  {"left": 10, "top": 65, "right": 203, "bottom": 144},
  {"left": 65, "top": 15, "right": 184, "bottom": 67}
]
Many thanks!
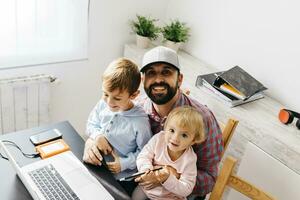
[{"left": 192, "top": 114, "right": 223, "bottom": 196}]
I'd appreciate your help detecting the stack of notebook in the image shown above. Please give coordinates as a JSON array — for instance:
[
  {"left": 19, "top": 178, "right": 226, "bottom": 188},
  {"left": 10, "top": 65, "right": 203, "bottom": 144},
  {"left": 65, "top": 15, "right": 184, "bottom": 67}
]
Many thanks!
[{"left": 195, "top": 66, "right": 267, "bottom": 107}]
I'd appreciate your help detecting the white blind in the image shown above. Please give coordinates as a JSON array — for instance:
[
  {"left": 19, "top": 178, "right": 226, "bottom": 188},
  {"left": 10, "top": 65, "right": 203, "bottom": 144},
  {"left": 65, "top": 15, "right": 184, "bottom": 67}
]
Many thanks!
[{"left": 0, "top": 0, "right": 89, "bottom": 68}]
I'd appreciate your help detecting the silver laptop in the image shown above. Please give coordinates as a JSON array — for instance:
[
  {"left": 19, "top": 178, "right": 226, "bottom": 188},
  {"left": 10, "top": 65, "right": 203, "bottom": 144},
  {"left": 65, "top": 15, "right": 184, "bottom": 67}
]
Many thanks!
[{"left": 0, "top": 140, "right": 114, "bottom": 200}]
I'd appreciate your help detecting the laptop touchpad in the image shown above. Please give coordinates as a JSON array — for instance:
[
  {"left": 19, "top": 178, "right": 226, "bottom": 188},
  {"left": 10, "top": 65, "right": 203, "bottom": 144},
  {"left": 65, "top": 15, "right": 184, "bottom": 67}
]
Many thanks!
[
  {"left": 63, "top": 168, "right": 96, "bottom": 189},
  {"left": 63, "top": 169, "right": 114, "bottom": 199}
]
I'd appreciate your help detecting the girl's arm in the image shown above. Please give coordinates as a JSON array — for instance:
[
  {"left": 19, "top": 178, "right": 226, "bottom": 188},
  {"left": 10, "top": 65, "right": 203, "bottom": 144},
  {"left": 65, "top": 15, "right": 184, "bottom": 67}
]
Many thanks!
[
  {"left": 136, "top": 133, "right": 160, "bottom": 172},
  {"left": 161, "top": 152, "right": 197, "bottom": 197}
]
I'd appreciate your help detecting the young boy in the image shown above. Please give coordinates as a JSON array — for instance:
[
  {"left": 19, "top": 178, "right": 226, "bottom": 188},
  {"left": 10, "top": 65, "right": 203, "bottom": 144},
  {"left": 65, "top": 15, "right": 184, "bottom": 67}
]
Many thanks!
[
  {"left": 83, "top": 58, "right": 152, "bottom": 194},
  {"left": 132, "top": 106, "right": 206, "bottom": 200}
]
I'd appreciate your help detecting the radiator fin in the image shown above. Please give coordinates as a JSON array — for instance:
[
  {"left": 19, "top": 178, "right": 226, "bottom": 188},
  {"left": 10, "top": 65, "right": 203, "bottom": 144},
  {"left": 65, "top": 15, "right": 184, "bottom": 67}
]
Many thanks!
[{"left": 0, "top": 75, "right": 52, "bottom": 134}]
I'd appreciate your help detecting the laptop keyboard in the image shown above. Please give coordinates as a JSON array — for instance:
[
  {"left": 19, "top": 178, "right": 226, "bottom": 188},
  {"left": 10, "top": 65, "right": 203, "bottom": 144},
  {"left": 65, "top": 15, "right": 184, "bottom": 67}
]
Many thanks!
[{"left": 29, "top": 164, "right": 79, "bottom": 200}]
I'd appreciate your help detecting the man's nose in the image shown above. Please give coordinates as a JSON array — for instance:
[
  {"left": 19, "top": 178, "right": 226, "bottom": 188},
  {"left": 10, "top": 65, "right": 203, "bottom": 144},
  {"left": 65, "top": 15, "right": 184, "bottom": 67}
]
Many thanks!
[
  {"left": 155, "top": 72, "right": 164, "bottom": 81},
  {"left": 154, "top": 73, "right": 164, "bottom": 83}
]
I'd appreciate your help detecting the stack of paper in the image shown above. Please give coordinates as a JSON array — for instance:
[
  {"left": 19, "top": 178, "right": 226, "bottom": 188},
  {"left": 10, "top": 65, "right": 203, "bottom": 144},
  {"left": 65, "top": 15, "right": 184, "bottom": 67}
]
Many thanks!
[{"left": 195, "top": 67, "right": 267, "bottom": 107}]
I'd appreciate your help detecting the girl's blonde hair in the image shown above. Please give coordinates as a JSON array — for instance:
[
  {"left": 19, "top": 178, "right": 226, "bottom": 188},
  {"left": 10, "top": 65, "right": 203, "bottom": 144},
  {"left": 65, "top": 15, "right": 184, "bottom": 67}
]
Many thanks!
[
  {"left": 102, "top": 58, "right": 141, "bottom": 95},
  {"left": 164, "top": 106, "right": 205, "bottom": 144}
]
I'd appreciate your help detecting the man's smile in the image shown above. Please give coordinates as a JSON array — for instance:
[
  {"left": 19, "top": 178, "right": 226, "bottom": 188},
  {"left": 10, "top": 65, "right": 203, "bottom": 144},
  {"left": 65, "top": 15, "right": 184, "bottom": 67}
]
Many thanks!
[{"left": 152, "top": 86, "right": 167, "bottom": 93}]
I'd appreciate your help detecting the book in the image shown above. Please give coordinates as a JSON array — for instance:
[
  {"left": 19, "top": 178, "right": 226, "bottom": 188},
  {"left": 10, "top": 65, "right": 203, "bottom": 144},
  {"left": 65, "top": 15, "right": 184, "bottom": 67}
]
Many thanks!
[
  {"left": 213, "top": 66, "right": 267, "bottom": 100},
  {"left": 204, "top": 85, "right": 264, "bottom": 107},
  {"left": 196, "top": 72, "right": 265, "bottom": 107},
  {"left": 196, "top": 72, "right": 240, "bottom": 100}
]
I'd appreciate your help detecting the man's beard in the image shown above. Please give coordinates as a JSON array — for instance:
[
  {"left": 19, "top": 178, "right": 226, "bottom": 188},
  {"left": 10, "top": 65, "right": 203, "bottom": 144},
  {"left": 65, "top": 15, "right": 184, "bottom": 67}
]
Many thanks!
[{"left": 145, "top": 81, "right": 178, "bottom": 105}]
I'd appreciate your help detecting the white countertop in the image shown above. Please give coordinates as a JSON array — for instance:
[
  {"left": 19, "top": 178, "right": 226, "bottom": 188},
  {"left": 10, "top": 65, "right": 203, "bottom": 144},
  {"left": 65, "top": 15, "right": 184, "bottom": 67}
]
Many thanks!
[
  {"left": 124, "top": 43, "right": 300, "bottom": 175},
  {"left": 228, "top": 142, "right": 300, "bottom": 199}
]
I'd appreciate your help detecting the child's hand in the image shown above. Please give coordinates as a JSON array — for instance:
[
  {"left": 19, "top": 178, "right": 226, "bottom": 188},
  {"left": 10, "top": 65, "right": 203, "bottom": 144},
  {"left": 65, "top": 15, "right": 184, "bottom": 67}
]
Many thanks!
[
  {"left": 136, "top": 170, "right": 161, "bottom": 190},
  {"left": 106, "top": 151, "right": 121, "bottom": 174},
  {"left": 152, "top": 165, "right": 180, "bottom": 183},
  {"left": 83, "top": 138, "right": 103, "bottom": 166},
  {"left": 95, "top": 135, "right": 112, "bottom": 154},
  {"left": 164, "top": 165, "right": 181, "bottom": 179}
]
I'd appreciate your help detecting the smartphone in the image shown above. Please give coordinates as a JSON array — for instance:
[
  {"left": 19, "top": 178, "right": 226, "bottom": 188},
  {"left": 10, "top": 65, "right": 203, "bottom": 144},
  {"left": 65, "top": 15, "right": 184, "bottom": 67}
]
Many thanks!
[
  {"left": 29, "top": 129, "right": 62, "bottom": 145},
  {"left": 100, "top": 152, "right": 115, "bottom": 169},
  {"left": 103, "top": 153, "right": 115, "bottom": 163}
]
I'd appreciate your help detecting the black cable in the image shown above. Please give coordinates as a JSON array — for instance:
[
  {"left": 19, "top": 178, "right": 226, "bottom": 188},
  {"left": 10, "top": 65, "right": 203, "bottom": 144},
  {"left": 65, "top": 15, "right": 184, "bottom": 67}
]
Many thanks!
[
  {"left": 0, "top": 152, "right": 8, "bottom": 160},
  {"left": 0, "top": 140, "right": 39, "bottom": 161}
]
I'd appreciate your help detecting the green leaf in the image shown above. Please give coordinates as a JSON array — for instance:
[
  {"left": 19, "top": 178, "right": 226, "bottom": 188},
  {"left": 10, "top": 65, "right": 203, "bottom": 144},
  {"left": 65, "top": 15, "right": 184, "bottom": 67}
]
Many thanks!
[
  {"left": 161, "top": 20, "right": 190, "bottom": 43},
  {"left": 130, "top": 15, "right": 160, "bottom": 40}
]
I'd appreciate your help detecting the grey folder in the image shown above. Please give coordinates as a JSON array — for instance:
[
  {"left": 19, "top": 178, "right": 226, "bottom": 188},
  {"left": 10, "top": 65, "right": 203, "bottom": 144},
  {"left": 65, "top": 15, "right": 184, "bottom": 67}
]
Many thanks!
[{"left": 213, "top": 66, "right": 267, "bottom": 100}]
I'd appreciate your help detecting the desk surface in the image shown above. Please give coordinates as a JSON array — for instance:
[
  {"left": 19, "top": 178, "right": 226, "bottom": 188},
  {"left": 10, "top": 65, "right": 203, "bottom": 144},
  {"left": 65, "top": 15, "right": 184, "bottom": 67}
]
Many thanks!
[
  {"left": 0, "top": 121, "right": 130, "bottom": 200},
  {"left": 124, "top": 43, "right": 300, "bottom": 176},
  {"left": 228, "top": 142, "right": 300, "bottom": 200}
]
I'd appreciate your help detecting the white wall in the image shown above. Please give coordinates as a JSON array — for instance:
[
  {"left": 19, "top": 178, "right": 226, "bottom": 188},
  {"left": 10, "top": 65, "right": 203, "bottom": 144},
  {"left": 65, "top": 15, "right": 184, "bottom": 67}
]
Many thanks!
[
  {"left": 0, "top": 0, "right": 169, "bottom": 137},
  {"left": 165, "top": 0, "right": 300, "bottom": 110}
]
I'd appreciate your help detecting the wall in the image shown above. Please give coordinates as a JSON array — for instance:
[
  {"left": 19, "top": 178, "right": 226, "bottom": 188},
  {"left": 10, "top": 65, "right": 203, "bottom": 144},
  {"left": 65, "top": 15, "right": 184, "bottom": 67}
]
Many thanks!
[
  {"left": 165, "top": 0, "right": 300, "bottom": 110},
  {"left": 0, "top": 0, "right": 169, "bottom": 137}
]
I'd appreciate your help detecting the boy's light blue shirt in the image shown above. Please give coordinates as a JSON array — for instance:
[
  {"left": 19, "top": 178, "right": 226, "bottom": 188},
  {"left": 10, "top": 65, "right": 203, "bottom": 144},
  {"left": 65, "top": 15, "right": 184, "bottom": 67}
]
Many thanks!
[{"left": 86, "top": 99, "right": 152, "bottom": 180}]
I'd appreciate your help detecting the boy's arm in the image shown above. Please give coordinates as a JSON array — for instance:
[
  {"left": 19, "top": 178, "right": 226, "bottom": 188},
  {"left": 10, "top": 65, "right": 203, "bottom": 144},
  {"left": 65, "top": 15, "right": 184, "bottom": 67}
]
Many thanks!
[
  {"left": 86, "top": 100, "right": 105, "bottom": 139},
  {"left": 119, "top": 119, "right": 152, "bottom": 171},
  {"left": 84, "top": 100, "right": 112, "bottom": 165}
]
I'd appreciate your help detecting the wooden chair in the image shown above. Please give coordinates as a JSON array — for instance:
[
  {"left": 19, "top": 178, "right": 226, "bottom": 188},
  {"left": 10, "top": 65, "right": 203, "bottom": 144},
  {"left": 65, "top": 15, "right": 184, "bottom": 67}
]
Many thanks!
[
  {"left": 221, "top": 118, "right": 239, "bottom": 157},
  {"left": 209, "top": 156, "right": 276, "bottom": 200}
]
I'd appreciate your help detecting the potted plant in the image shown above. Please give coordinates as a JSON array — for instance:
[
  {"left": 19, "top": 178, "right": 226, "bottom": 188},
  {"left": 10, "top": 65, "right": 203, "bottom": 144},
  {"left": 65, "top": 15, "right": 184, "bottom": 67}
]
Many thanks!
[
  {"left": 130, "top": 15, "right": 160, "bottom": 49},
  {"left": 161, "top": 20, "right": 190, "bottom": 51}
]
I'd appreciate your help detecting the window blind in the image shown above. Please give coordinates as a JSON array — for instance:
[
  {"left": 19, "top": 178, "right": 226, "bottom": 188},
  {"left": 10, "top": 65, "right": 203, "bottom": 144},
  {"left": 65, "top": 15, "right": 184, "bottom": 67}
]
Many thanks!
[{"left": 0, "top": 0, "right": 89, "bottom": 68}]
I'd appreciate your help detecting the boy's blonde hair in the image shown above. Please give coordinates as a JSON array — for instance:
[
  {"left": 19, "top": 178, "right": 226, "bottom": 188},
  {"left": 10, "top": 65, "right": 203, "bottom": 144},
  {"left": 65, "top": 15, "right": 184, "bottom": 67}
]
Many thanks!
[
  {"left": 164, "top": 106, "right": 205, "bottom": 144},
  {"left": 102, "top": 58, "right": 141, "bottom": 95}
]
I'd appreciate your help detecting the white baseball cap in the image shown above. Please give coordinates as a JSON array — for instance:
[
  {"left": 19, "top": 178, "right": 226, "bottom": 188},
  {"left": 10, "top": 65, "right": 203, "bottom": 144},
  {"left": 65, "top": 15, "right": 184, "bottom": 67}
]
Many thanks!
[{"left": 141, "top": 46, "right": 180, "bottom": 72}]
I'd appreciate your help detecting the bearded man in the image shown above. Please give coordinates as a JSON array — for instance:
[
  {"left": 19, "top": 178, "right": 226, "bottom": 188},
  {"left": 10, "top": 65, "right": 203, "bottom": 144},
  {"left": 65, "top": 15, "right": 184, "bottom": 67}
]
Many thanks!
[{"left": 136, "top": 46, "right": 224, "bottom": 200}]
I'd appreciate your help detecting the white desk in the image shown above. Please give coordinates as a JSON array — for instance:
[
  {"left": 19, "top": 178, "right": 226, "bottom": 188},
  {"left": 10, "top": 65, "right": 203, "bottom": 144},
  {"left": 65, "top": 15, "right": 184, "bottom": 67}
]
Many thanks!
[
  {"left": 124, "top": 43, "right": 300, "bottom": 178},
  {"left": 228, "top": 142, "right": 300, "bottom": 200}
]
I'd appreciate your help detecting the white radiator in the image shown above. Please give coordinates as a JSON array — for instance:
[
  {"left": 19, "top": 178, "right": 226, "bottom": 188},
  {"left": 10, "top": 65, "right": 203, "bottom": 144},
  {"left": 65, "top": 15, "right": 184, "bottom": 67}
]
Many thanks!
[{"left": 0, "top": 74, "right": 55, "bottom": 134}]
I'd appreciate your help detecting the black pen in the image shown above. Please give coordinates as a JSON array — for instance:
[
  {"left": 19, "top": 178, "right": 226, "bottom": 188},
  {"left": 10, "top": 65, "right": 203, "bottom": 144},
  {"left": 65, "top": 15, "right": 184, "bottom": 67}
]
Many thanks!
[{"left": 119, "top": 166, "right": 163, "bottom": 181}]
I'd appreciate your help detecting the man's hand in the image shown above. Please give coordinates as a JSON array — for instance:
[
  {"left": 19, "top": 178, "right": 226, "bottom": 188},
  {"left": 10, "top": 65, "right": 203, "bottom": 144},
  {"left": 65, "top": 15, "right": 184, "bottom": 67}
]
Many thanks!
[
  {"left": 106, "top": 151, "right": 121, "bottom": 174},
  {"left": 95, "top": 135, "right": 112, "bottom": 155},
  {"left": 83, "top": 138, "right": 103, "bottom": 165}
]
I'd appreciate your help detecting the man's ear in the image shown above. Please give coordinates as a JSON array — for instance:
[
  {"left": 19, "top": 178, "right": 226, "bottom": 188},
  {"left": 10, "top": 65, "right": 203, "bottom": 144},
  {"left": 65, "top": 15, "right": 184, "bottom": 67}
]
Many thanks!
[
  {"left": 178, "top": 73, "right": 183, "bottom": 88},
  {"left": 141, "top": 73, "right": 145, "bottom": 82},
  {"left": 130, "top": 90, "right": 140, "bottom": 100}
]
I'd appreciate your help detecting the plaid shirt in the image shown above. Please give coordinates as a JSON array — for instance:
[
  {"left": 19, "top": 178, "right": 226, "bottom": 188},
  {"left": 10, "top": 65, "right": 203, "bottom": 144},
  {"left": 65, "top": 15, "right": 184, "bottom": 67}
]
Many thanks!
[{"left": 138, "top": 92, "right": 223, "bottom": 196}]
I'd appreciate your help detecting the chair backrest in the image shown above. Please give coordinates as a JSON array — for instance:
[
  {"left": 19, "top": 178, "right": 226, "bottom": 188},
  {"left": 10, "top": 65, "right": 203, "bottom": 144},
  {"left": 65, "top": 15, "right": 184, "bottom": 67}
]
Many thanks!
[
  {"left": 209, "top": 156, "right": 276, "bottom": 200},
  {"left": 221, "top": 118, "right": 239, "bottom": 157}
]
